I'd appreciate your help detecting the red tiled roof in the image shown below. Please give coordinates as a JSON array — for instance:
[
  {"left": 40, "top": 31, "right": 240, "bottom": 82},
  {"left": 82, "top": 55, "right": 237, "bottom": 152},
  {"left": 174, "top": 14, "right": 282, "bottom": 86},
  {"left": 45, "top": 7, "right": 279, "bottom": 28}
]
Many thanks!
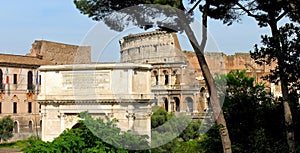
[{"left": 0, "top": 53, "right": 53, "bottom": 66}]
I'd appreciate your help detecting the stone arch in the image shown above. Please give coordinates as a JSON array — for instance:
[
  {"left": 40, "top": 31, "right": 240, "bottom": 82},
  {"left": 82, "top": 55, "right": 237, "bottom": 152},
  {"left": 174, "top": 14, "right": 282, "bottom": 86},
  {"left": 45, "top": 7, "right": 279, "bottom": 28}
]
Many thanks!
[
  {"left": 72, "top": 123, "right": 83, "bottom": 129},
  {"left": 152, "top": 70, "right": 159, "bottom": 85},
  {"left": 185, "top": 97, "right": 194, "bottom": 112},
  {"left": 28, "top": 120, "right": 33, "bottom": 132},
  {"left": 163, "top": 97, "right": 168, "bottom": 112},
  {"left": 200, "top": 87, "right": 209, "bottom": 111},
  {"left": 14, "top": 121, "right": 19, "bottom": 133},
  {"left": 27, "top": 71, "right": 33, "bottom": 90},
  {"left": 173, "top": 97, "right": 180, "bottom": 112},
  {"left": 163, "top": 70, "right": 169, "bottom": 85},
  {"left": 200, "top": 87, "right": 206, "bottom": 93}
]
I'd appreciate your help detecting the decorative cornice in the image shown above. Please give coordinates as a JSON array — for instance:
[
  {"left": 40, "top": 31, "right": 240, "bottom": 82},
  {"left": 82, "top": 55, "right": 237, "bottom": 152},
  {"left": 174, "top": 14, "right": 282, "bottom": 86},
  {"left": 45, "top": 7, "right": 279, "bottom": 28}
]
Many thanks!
[{"left": 38, "top": 99, "right": 151, "bottom": 104}]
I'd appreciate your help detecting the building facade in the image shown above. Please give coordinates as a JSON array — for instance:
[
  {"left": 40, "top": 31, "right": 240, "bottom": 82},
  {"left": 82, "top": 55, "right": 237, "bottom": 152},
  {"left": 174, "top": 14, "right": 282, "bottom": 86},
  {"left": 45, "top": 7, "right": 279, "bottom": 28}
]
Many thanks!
[
  {"left": 38, "top": 63, "right": 153, "bottom": 142},
  {"left": 119, "top": 31, "right": 207, "bottom": 114},
  {"left": 0, "top": 54, "right": 53, "bottom": 141},
  {"left": 0, "top": 40, "right": 91, "bottom": 141}
]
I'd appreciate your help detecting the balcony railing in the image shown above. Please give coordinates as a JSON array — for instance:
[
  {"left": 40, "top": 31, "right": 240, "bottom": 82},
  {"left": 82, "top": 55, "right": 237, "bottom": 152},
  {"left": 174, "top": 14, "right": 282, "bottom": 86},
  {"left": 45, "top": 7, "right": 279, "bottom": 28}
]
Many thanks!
[{"left": 27, "top": 84, "right": 35, "bottom": 93}]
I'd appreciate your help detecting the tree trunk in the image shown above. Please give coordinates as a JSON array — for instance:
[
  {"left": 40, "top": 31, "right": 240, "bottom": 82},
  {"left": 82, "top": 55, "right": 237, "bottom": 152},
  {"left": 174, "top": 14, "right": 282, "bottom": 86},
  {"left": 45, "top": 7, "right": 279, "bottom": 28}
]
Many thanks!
[
  {"left": 177, "top": 4, "right": 232, "bottom": 152},
  {"left": 269, "top": 21, "right": 295, "bottom": 153}
]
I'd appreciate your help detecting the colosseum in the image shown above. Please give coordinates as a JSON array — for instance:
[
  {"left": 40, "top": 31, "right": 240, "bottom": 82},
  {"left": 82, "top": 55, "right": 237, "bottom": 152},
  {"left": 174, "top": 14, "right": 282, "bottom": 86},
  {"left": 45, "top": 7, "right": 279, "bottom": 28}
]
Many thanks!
[{"left": 119, "top": 30, "right": 281, "bottom": 115}]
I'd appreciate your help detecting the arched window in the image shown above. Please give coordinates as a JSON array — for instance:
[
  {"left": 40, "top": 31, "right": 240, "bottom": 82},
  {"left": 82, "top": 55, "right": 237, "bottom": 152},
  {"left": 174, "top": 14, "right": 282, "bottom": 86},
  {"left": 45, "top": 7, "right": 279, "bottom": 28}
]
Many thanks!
[
  {"left": 29, "top": 121, "right": 33, "bottom": 132},
  {"left": 14, "top": 121, "right": 18, "bottom": 133},
  {"left": 173, "top": 97, "right": 180, "bottom": 112},
  {"left": 27, "top": 71, "right": 33, "bottom": 90},
  {"left": 153, "top": 70, "right": 159, "bottom": 85},
  {"left": 186, "top": 97, "right": 194, "bottom": 112},
  {"left": 0, "top": 69, "right": 2, "bottom": 84},
  {"left": 163, "top": 70, "right": 169, "bottom": 85},
  {"left": 13, "top": 102, "right": 17, "bottom": 113},
  {"left": 163, "top": 98, "right": 168, "bottom": 112},
  {"left": 0, "top": 69, "right": 3, "bottom": 91},
  {"left": 28, "top": 102, "right": 32, "bottom": 113}
]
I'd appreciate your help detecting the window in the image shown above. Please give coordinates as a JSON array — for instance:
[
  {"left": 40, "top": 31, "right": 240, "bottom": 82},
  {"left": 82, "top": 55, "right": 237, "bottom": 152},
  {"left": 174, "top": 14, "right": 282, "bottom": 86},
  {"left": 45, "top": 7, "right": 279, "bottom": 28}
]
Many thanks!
[
  {"left": 40, "top": 120, "right": 42, "bottom": 132},
  {"left": 13, "top": 102, "right": 17, "bottom": 113},
  {"left": 164, "top": 75, "right": 169, "bottom": 85},
  {"left": 27, "top": 71, "right": 33, "bottom": 90},
  {"left": 163, "top": 70, "right": 169, "bottom": 85},
  {"left": 29, "top": 121, "right": 33, "bottom": 132},
  {"left": 13, "top": 74, "right": 17, "bottom": 84},
  {"left": 0, "top": 69, "right": 3, "bottom": 85},
  {"left": 39, "top": 75, "right": 41, "bottom": 85},
  {"left": 153, "top": 71, "right": 158, "bottom": 85},
  {"left": 0, "top": 102, "right": 2, "bottom": 114},
  {"left": 14, "top": 121, "right": 18, "bottom": 133},
  {"left": 28, "top": 102, "right": 32, "bottom": 113}
]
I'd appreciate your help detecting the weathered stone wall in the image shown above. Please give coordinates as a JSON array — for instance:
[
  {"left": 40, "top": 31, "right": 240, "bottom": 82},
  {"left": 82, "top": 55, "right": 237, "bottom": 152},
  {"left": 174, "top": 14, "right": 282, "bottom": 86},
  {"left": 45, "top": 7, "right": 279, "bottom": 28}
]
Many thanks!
[
  {"left": 120, "top": 31, "right": 203, "bottom": 114},
  {"left": 38, "top": 63, "right": 153, "bottom": 142},
  {"left": 184, "top": 51, "right": 276, "bottom": 83},
  {"left": 120, "top": 31, "right": 187, "bottom": 64},
  {"left": 184, "top": 51, "right": 281, "bottom": 96},
  {"left": 27, "top": 40, "right": 91, "bottom": 64}
]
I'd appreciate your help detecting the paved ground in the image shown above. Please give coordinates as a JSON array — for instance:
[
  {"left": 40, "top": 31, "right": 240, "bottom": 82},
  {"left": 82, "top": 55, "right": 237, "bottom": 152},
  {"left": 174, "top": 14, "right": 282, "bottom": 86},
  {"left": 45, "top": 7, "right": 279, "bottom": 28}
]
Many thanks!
[{"left": 0, "top": 148, "right": 22, "bottom": 153}]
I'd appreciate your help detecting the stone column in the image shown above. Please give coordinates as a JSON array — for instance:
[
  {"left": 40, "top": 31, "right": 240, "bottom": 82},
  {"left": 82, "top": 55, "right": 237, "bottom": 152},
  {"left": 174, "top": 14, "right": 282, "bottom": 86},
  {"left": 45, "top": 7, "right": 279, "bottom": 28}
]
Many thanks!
[
  {"left": 58, "top": 112, "right": 66, "bottom": 133},
  {"left": 41, "top": 112, "right": 47, "bottom": 141},
  {"left": 126, "top": 105, "right": 135, "bottom": 131}
]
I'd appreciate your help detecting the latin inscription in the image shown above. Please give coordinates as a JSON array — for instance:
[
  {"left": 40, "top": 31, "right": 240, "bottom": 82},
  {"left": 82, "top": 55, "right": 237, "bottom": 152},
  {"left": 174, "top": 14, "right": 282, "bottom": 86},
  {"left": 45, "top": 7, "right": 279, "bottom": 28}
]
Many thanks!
[{"left": 62, "top": 71, "right": 110, "bottom": 90}]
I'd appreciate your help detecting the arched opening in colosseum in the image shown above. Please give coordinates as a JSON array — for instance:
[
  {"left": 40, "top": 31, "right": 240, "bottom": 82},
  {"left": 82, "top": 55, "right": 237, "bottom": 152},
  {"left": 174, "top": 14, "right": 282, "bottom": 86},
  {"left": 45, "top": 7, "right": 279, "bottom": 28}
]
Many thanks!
[
  {"left": 186, "top": 97, "right": 193, "bottom": 112},
  {"left": 27, "top": 71, "right": 33, "bottom": 90},
  {"left": 153, "top": 70, "right": 158, "bottom": 85},
  {"left": 14, "top": 121, "right": 19, "bottom": 133},
  {"left": 172, "top": 69, "right": 180, "bottom": 86},
  {"left": 163, "top": 70, "right": 169, "bottom": 85},
  {"left": 163, "top": 97, "right": 168, "bottom": 112},
  {"left": 200, "top": 87, "right": 209, "bottom": 111},
  {"left": 173, "top": 97, "right": 180, "bottom": 112}
]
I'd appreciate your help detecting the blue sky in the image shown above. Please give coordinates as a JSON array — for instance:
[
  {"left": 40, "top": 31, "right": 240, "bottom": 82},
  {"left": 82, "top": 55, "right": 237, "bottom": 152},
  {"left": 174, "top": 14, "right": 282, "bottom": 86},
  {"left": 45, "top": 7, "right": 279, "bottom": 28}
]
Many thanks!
[{"left": 0, "top": 1, "right": 273, "bottom": 62}]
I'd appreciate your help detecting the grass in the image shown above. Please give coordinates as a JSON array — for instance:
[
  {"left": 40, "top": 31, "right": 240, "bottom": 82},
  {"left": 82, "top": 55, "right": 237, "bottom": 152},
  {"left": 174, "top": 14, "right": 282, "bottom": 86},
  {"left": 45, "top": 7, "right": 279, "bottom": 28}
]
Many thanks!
[{"left": 0, "top": 139, "right": 32, "bottom": 151}]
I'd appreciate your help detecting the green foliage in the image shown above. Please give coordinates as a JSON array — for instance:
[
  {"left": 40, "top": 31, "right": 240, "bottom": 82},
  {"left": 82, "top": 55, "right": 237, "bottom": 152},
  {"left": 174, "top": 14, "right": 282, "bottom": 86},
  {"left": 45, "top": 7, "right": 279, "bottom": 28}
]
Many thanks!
[
  {"left": 0, "top": 116, "right": 14, "bottom": 142},
  {"left": 198, "top": 124, "right": 223, "bottom": 153},
  {"left": 211, "top": 70, "right": 290, "bottom": 152},
  {"left": 179, "top": 119, "right": 201, "bottom": 142},
  {"left": 252, "top": 23, "right": 300, "bottom": 92},
  {"left": 24, "top": 112, "right": 149, "bottom": 153},
  {"left": 74, "top": 0, "right": 195, "bottom": 32}
]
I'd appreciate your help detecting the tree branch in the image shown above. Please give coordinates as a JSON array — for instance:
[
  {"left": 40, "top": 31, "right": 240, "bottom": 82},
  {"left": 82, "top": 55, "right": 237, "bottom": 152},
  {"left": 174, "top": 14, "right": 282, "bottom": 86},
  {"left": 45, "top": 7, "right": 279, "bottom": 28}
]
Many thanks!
[
  {"left": 236, "top": 3, "right": 262, "bottom": 20},
  {"left": 187, "top": 0, "right": 202, "bottom": 13},
  {"left": 276, "top": 10, "right": 289, "bottom": 22}
]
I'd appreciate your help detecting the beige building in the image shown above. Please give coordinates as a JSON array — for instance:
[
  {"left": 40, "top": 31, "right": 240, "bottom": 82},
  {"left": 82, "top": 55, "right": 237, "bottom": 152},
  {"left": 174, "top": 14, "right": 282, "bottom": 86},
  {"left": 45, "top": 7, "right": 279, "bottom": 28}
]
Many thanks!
[
  {"left": 119, "top": 31, "right": 207, "bottom": 114},
  {"left": 38, "top": 63, "right": 153, "bottom": 142},
  {"left": 0, "top": 54, "right": 52, "bottom": 141},
  {"left": 0, "top": 40, "right": 90, "bottom": 142}
]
